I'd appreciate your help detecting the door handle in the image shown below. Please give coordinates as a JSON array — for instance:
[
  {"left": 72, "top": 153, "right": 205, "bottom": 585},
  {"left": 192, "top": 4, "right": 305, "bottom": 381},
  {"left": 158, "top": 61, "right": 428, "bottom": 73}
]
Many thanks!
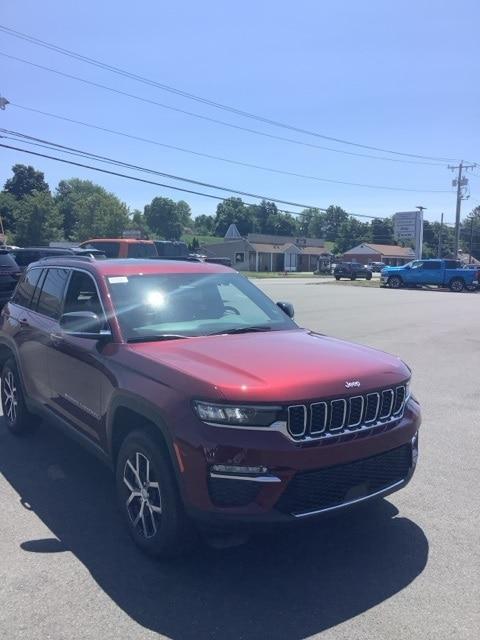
[
  {"left": 50, "top": 332, "right": 64, "bottom": 344},
  {"left": 19, "top": 317, "right": 29, "bottom": 327}
]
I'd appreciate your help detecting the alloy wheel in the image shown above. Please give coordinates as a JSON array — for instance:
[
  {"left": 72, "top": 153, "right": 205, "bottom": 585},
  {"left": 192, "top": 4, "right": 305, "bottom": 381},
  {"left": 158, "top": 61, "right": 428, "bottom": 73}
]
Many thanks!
[
  {"left": 3, "top": 370, "right": 18, "bottom": 424},
  {"left": 123, "top": 452, "right": 162, "bottom": 539}
]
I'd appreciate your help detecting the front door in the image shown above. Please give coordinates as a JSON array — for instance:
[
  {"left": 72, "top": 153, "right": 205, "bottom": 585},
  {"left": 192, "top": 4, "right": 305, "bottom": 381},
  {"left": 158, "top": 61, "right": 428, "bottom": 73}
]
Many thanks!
[
  {"left": 47, "top": 269, "right": 112, "bottom": 445},
  {"left": 284, "top": 251, "right": 298, "bottom": 272}
]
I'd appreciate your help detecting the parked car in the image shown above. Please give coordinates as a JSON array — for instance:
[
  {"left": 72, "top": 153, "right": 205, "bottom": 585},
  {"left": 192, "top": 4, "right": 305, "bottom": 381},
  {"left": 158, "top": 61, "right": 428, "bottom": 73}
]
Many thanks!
[
  {"left": 0, "top": 256, "right": 420, "bottom": 557},
  {"left": 380, "top": 259, "right": 478, "bottom": 292},
  {"left": 334, "top": 262, "right": 372, "bottom": 280},
  {"left": 79, "top": 238, "right": 157, "bottom": 258},
  {"left": 0, "top": 250, "right": 22, "bottom": 308},
  {"left": 9, "top": 246, "right": 105, "bottom": 272},
  {"left": 367, "top": 261, "right": 386, "bottom": 272}
]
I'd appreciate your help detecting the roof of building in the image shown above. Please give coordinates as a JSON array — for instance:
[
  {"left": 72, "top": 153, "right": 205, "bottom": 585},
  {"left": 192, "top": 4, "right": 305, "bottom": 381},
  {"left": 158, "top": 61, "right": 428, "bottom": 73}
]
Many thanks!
[
  {"left": 224, "top": 223, "right": 242, "bottom": 239},
  {"left": 247, "top": 233, "right": 324, "bottom": 248},
  {"left": 344, "top": 243, "right": 415, "bottom": 257}
]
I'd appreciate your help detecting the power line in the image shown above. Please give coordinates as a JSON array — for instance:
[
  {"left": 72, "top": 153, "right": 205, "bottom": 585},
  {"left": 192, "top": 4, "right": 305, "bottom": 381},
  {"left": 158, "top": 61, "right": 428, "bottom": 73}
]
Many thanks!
[
  {"left": 0, "top": 23, "right": 463, "bottom": 163},
  {"left": 7, "top": 105, "right": 452, "bottom": 193},
  {"left": 0, "top": 138, "right": 407, "bottom": 223},
  {"left": 0, "top": 129, "right": 322, "bottom": 209},
  {"left": 0, "top": 52, "right": 450, "bottom": 168}
]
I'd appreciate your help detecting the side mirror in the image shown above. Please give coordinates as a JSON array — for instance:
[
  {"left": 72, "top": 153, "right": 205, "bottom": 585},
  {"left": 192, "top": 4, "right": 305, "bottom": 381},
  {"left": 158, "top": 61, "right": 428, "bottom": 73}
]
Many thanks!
[
  {"left": 59, "top": 311, "right": 111, "bottom": 340},
  {"left": 276, "top": 301, "right": 294, "bottom": 319}
]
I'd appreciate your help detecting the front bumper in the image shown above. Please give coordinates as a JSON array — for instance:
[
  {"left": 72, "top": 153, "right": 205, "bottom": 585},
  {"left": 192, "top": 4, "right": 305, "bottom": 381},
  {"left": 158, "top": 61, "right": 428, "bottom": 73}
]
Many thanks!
[{"left": 175, "top": 399, "right": 421, "bottom": 526}]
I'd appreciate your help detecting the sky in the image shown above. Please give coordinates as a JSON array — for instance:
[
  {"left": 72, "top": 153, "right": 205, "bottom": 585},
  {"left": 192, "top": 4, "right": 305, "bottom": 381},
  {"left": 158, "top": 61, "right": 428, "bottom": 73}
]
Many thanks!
[{"left": 1, "top": 0, "right": 479, "bottom": 226}]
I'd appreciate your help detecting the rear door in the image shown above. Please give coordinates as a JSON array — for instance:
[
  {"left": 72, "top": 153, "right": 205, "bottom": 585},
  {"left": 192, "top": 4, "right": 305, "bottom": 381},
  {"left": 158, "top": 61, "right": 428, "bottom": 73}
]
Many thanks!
[{"left": 11, "top": 267, "right": 69, "bottom": 404}]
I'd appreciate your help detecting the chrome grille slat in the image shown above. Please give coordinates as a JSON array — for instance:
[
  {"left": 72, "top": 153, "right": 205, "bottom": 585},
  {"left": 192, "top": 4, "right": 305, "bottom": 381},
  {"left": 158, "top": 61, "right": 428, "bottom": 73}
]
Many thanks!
[{"left": 287, "top": 385, "right": 408, "bottom": 440}]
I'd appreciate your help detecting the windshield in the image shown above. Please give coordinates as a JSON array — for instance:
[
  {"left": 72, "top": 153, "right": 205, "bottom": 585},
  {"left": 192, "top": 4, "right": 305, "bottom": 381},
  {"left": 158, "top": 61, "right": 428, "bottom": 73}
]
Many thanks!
[{"left": 107, "top": 272, "right": 297, "bottom": 341}]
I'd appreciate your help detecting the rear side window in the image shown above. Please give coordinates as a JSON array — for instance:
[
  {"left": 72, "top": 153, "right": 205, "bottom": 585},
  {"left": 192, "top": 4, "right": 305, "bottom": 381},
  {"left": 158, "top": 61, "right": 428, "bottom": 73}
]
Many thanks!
[
  {"left": 82, "top": 242, "right": 120, "bottom": 258},
  {"left": 127, "top": 243, "right": 157, "bottom": 258},
  {"left": 0, "top": 252, "right": 19, "bottom": 268},
  {"left": 35, "top": 268, "right": 69, "bottom": 319},
  {"left": 423, "top": 261, "right": 441, "bottom": 270},
  {"left": 445, "top": 260, "right": 460, "bottom": 269},
  {"left": 11, "top": 269, "right": 42, "bottom": 308}
]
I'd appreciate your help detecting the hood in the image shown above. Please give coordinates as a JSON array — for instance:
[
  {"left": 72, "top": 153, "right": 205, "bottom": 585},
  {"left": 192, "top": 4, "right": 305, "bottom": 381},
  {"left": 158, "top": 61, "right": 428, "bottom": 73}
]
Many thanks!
[{"left": 128, "top": 329, "right": 409, "bottom": 402}]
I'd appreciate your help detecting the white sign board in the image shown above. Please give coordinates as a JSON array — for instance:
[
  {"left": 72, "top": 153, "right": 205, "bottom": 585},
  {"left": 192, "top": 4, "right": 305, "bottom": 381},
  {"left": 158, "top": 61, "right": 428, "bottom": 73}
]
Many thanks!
[{"left": 394, "top": 211, "right": 423, "bottom": 259}]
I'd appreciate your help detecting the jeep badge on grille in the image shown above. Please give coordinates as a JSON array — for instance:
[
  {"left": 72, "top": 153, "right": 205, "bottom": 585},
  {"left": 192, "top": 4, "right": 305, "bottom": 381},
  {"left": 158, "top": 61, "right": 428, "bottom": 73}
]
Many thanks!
[{"left": 345, "top": 380, "right": 361, "bottom": 389}]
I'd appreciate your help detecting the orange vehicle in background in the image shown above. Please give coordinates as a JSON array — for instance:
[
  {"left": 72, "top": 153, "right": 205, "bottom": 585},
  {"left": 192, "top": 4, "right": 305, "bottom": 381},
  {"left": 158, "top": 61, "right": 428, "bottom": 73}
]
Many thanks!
[{"left": 78, "top": 238, "right": 157, "bottom": 259}]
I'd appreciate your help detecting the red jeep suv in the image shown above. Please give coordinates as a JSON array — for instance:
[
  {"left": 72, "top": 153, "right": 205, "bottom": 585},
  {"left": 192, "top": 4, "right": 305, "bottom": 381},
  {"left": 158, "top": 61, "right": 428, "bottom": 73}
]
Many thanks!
[{"left": 0, "top": 257, "right": 420, "bottom": 557}]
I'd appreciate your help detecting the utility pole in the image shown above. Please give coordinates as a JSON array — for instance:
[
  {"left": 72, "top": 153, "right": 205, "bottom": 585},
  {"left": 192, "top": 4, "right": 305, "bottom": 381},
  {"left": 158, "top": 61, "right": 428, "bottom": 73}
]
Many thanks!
[
  {"left": 469, "top": 217, "right": 474, "bottom": 263},
  {"left": 448, "top": 161, "right": 476, "bottom": 257},
  {"left": 437, "top": 212, "right": 444, "bottom": 258}
]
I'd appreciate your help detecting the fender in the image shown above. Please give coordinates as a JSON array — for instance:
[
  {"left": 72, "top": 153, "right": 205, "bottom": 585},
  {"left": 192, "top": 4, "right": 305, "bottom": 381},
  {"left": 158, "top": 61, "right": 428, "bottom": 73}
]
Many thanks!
[{"left": 105, "top": 390, "right": 184, "bottom": 483}]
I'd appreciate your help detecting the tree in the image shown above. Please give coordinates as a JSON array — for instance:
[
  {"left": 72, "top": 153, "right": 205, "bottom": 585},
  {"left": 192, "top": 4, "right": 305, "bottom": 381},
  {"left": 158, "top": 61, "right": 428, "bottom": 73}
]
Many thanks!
[
  {"left": 13, "top": 192, "right": 63, "bottom": 246},
  {"left": 370, "top": 217, "right": 394, "bottom": 244},
  {"left": 175, "top": 200, "right": 192, "bottom": 227},
  {"left": 460, "top": 207, "right": 480, "bottom": 260},
  {"left": 333, "top": 217, "right": 370, "bottom": 254},
  {"left": 250, "top": 200, "right": 279, "bottom": 233},
  {"left": 4, "top": 164, "right": 50, "bottom": 199},
  {"left": 0, "top": 192, "right": 18, "bottom": 237},
  {"left": 263, "top": 212, "right": 298, "bottom": 235},
  {"left": 214, "top": 197, "right": 254, "bottom": 236},
  {"left": 72, "top": 192, "right": 129, "bottom": 241},
  {"left": 55, "top": 179, "right": 129, "bottom": 240},
  {"left": 193, "top": 214, "right": 215, "bottom": 235},
  {"left": 323, "top": 205, "right": 349, "bottom": 241},
  {"left": 144, "top": 197, "right": 183, "bottom": 239}
]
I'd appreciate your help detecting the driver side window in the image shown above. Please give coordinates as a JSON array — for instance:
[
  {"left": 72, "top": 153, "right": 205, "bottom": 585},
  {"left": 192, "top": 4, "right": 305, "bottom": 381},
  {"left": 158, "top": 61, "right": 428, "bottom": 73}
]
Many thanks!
[
  {"left": 411, "top": 261, "right": 423, "bottom": 270},
  {"left": 64, "top": 271, "right": 105, "bottom": 323}
]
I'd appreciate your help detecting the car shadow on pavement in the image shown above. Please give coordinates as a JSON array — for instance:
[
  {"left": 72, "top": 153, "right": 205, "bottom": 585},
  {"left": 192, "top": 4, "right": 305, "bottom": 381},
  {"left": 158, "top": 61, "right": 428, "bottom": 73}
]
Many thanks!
[{"left": 0, "top": 418, "right": 429, "bottom": 640}]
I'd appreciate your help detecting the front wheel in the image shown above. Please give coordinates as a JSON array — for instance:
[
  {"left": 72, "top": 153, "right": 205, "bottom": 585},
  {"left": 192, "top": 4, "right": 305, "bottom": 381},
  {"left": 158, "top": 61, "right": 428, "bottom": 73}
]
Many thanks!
[
  {"left": 335, "top": 276, "right": 340, "bottom": 281},
  {"left": 449, "top": 277, "right": 465, "bottom": 292},
  {"left": 1, "top": 358, "right": 39, "bottom": 435},
  {"left": 366, "top": 273, "right": 372, "bottom": 281},
  {"left": 116, "top": 429, "right": 195, "bottom": 558},
  {"left": 388, "top": 276, "right": 403, "bottom": 289}
]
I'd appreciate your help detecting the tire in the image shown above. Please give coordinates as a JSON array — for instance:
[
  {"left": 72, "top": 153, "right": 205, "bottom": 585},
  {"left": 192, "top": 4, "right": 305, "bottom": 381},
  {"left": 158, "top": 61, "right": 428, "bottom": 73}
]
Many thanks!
[
  {"left": 335, "top": 276, "right": 340, "bottom": 281},
  {"left": 366, "top": 273, "right": 372, "bottom": 281},
  {"left": 116, "top": 429, "right": 195, "bottom": 558},
  {"left": 350, "top": 275, "right": 356, "bottom": 281},
  {"left": 449, "top": 277, "right": 465, "bottom": 293},
  {"left": 388, "top": 276, "right": 403, "bottom": 289},
  {"left": 1, "top": 358, "right": 39, "bottom": 435}
]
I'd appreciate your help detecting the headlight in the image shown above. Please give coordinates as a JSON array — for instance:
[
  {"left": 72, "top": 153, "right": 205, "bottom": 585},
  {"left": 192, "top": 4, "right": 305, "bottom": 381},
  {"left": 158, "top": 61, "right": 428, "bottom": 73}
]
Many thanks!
[{"left": 194, "top": 401, "right": 281, "bottom": 427}]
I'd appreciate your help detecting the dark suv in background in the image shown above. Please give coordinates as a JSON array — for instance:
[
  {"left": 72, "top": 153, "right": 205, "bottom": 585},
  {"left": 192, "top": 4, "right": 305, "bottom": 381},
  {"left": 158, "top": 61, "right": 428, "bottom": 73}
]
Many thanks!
[
  {"left": 9, "top": 246, "right": 106, "bottom": 272},
  {"left": 0, "top": 250, "right": 21, "bottom": 308},
  {"left": 0, "top": 256, "right": 420, "bottom": 557},
  {"left": 334, "top": 262, "right": 372, "bottom": 281}
]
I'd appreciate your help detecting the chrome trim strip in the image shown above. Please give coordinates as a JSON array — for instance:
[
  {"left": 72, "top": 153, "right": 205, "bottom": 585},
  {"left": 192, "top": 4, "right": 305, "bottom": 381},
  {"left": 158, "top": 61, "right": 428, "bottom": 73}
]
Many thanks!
[
  {"left": 393, "top": 385, "right": 406, "bottom": 416},
  {"left": 347, "top": 395, "right": 364, "bottom": 428},
  {"left": 310, "top": 401, "right": 328, "bottom": 435},
  {"left": 380, "top": 389, "right": 395, "bottom": 419},
  {"left": 292, "top": 479, "right": 406, "bottom": 518},
  {"left": 287, "top": 404, "right": 307, "bottom": 438},
  {"left": 329, "top": 398, "right": 347, "bottom": 431},
  {"left": 209, "top": 473, "right": 281, "bottom": 483},
  {"left": 364, "top": 392, "right": 380, "bottom": 424}
]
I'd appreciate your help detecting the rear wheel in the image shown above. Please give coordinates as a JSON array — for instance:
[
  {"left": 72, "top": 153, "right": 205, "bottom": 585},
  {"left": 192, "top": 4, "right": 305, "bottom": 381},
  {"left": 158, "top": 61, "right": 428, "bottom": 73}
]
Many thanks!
[
  {"left": 388, "top": 276, "right": 403, "bottom": 289},
  {"left": 335, "top": 276, "right": 340, "bottom": 281},
  {"left": 449, "top": 277, "right": 465, "bottom": 292},
  {"left": 1, "top": 358, "right": 39, "bottom": 435},
  {"left": 116, "top": 429, "right": 195, "bottom": 558},
  {"left": 366, "top": 272, "right": 372, "bottom": 281},
  {"left": 350, "top": 275, "right": 356, "bottom": 281}
]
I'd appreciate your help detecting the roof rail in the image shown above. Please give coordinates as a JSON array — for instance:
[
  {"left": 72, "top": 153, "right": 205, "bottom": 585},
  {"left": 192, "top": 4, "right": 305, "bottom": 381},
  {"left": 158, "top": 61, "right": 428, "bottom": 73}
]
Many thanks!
[{"left": 38, "top": 255, "right": 96, "bottom": 263}]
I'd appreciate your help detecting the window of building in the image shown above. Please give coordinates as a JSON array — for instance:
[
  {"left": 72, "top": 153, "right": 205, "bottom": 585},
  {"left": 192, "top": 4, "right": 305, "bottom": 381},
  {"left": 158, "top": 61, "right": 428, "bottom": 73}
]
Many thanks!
[{"left": 235, "top": 252, "right": 245, "bottom": 263}]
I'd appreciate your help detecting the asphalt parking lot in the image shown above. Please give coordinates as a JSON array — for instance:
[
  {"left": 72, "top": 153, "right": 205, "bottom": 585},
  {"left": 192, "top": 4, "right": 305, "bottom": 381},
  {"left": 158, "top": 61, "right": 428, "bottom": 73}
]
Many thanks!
[{"left": 1, "top": 281, "right": 479, "bottom": 639}]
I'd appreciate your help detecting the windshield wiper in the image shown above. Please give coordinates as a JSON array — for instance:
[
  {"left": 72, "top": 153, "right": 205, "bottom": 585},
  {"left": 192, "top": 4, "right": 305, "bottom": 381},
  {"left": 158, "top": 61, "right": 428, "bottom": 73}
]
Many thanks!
[
  {"left": 209, "top": 325, "right": 273, "bottom": 336},
  {"left": 127, "top": 334, "right": 191, "bottom": 343}
]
